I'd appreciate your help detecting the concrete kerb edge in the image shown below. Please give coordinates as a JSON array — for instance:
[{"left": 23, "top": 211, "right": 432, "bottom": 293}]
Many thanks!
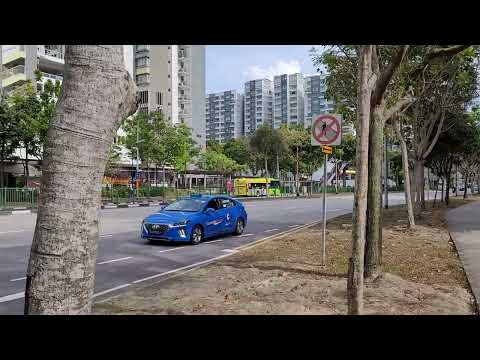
[
  {"left": 94, "top": 218, "right": 325, "bottom": 305},
  {"left": 448, "top": 231, "right": 480, "bottom": 315}
]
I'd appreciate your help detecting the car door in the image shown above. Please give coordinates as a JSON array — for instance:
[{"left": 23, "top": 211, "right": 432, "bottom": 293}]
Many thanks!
[
  {"left": 204, "top": 198, "right": 223, "bottom": 237},
  {"left": 218, "top": 198, "right": 236, "bottom": 233}
]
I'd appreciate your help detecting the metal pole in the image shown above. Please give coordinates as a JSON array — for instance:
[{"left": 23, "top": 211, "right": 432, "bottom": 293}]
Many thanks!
[
  {"left": 135, "top": 118, "right": 140, "bottom": 202},
  {"left": 384, "top": 138, "right": 389, "bottom": 209},
  {"left": 335, "top": 157, "right": 338, "bottom": 194},
  {"left": 322, "top": 152, "right": 327, "bottom": 266}
]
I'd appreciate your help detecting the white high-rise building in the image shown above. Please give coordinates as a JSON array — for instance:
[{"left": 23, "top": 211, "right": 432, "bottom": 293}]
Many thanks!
[
  {"left": 132, "top": 45, "right": 206, "bottom": 148},
  {"left": 205, "top": 90, "right": 244, "bottom": 143},
  {"left": 243, "top": 78, "right": 273, "bottom": 135},
  {"left": 303, "top": 74, "right": 336, "bottom": 128},
  {"left": 273, "top": 73, "right": 305, "bottom": 128}
]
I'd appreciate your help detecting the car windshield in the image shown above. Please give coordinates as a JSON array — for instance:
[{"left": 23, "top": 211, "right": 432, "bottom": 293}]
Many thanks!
[{"left": 163, "top": 199, "right": 206, "bottom": 212}]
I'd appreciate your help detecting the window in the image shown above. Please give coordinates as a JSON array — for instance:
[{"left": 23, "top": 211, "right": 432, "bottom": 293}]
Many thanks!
[
  {"left": 138, "top": 90, "right": 148, "bottom": 104},
  {"left": 168, "top": 88, "right": 171, "bottom": 92},
  {"left": 135, "top": 57, "right": 149, "bottom": 68},
  {"left": 136, "top": 74, "right": 150, "bottom": 84},
  {"left": 156, "top": 92, "right": 162, "bottom": 105}
]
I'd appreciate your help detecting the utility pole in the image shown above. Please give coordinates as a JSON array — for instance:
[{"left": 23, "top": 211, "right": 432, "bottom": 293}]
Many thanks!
[{"left": 335, "top": 157, "right": 338, "bottom": 194}]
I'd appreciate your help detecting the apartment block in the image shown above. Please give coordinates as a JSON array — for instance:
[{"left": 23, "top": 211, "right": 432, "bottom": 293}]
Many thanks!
[
  {"left": 243, "top": 79, "right": 273, "bottom": 135},
  {"left": 1, "top": 45, "right": 65, "bottom": 95},
  {"left": 132, "top": 45, "right": 206, "bottom": 148},
  {"left": 304, "top": 74, "right": 335, "bottom": 128},
  {"left": 205, "top": 90, "right": 244, "bottom": 143},
  {"left": 273, "top": 73, "right": 305, "bottom": 128}
]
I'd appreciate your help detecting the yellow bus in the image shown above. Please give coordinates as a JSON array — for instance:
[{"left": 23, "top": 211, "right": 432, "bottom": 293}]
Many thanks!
[{"left": 234, "top": 177, "right": 282, "bottom": 197}]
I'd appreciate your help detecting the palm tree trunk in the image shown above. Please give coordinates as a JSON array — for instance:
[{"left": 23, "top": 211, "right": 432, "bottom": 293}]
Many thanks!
[{"left": 24, "top": 45, "right": 137, "bottom": 315}]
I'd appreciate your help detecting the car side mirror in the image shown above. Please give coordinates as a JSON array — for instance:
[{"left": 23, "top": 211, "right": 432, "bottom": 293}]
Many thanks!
[{"left": 205, "top": 208, "right": 215, "bottom": 215}]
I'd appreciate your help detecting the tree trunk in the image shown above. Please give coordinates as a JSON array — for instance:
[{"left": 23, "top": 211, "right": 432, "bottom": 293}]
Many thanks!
[
  {"left": 393, "top": 118, "right": 415, "bottom": 228},
  {"left": 347, "top": 45, "right": 374, "bottom": 315},
  {"left": 296, "top": 146, "right": 299, "bottom": 195},
  {"left": 414, "top": 160, "right": 425, "bottom": 209},
  {"left": 441, "top": 179, "right": 444, "bottom": 202},
  {"left": 464, "top": 174, "right": 468, "bottom": 199},
  {"left": 365, "top": 111, "right": 383, "bottom": 279},
  {"left": 445, "top": 161, "right": 453, "bottom": 206},
  {"left": 433, "top": 184, "right": 438, "bottom": 206},
  {"left": 24, "top": 146, "right": 29, "bottom": 188},
  {"left": 24, "top": 45, "right": 137, "bottom": 315}
]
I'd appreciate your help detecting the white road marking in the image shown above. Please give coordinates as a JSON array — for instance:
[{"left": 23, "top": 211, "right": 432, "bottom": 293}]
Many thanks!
[
  {"left": 222, "top": 249, "right": 238, "bottom": 253},
  {"left": 288, "top": 224, "right": 302, "bottom": 228},
  {"left": 239, "top": 233, "right": 253, "bottom": 237},
  {"left": 132, "top": 254, "right": 231, "bottom": 284},
  {"left": 204, "top": 239, "right": 223, "bottom": 244},
  {"left": 0, "top": 230, "right": 27, "bottom": 235},
  {"left": 93, "top": 284, "right": 131, "bottom": 298},
  {"left": 97, "top": 257, "right": 132, "bottom": 265},
  {"left": 12, "top": 210, "right": 31, "bottom": 214},
  {"left": 286, "top": 207, "right": 297, "bottom": 210},
  {"left": 0, "top": 291, "right": 25, "bottom": 303},
  {"left": 157, "top": 247, "right": 186, "bottom": 253},
  {"left": 100, "top": 234, "right": 113, "bottom": 238},
  {"left": 264, "top": 228, "right": 279, "bottom": 233},
  {"left": 10, "top": 277, "right": 26, "bottom": 282},
  {"left": 328, "top": 209, "right": 343, "bottom": 212}
]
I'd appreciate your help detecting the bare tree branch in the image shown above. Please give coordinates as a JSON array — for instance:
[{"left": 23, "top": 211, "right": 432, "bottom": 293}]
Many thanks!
[
  {"left": 372, "top": 45, "right": 409, "bottom": 106},
  {"left": 423, "top": 111, "right": 446, "bottom": 159}
]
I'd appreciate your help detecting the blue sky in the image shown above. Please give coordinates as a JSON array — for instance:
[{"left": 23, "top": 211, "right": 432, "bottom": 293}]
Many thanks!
[{"left": 206, "top": 45, "right": 322, "bottom": 94}]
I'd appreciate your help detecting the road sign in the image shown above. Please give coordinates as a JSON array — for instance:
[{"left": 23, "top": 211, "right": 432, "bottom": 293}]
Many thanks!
[
  {"left": 311, "top": 114, "right": 342, "bottom": 146},
  {"left": 321, "top": 145, "right": 333, "bottom": 154}
]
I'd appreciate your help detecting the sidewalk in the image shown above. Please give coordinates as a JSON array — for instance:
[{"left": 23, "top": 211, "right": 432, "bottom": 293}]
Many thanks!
[{"left": 447, "top": 200, "right": 480, "bottom": 310}]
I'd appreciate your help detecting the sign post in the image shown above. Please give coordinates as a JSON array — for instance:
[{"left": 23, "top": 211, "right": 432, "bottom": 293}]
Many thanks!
[{"left": 311, "top": 114, "right": 342, "bottom": 267}]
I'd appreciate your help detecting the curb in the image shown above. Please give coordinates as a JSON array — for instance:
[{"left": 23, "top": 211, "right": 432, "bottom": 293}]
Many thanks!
[{"left": 448, "top": 232, "right": 479, "bottom": 315}]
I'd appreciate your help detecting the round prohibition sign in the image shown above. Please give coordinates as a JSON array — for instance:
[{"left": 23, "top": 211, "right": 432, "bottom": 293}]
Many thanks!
[{"left": 312, "top": 115, "right": 340, "bottom": 144}]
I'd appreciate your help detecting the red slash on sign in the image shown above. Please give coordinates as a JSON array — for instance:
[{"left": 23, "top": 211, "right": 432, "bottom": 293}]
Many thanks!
[{"left": 311, "top": 114, "right": 342, "bottom": 146}]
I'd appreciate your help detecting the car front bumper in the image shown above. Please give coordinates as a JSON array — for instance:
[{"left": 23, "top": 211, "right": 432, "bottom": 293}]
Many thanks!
[{"left": 141, "top": 223, "right": 191, "bottom": 242}]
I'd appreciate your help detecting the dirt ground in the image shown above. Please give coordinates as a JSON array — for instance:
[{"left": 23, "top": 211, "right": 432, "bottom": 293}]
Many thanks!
[{"left": 94, "top": 196, "right": 478, "bottom": 315}]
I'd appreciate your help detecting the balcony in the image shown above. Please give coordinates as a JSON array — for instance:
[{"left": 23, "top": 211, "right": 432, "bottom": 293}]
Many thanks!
[
  {"left": 37, "top": 48, "right": 64, "bottom": 74},
  {"left": 39, "top": 72, "right": 63, "bottom": 83},
  {"left": 136, "top": 67, "right": 150, "bottom": 75},
  {"left": 2, "top": 50, "right": 26, "bottom": 67},
  {"left": 1, "top": 65, "right": 28, "bottom": 89}
]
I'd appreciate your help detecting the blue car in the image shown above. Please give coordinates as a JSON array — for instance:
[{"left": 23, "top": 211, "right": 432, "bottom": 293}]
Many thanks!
[{"left": 141, "top": 194, "right": 248, "bottom": 245}]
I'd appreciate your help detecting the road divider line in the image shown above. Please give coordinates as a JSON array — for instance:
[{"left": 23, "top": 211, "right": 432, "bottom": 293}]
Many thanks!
[
  {"left": 0, "top": 291, "right": 25, "bottom": 303},
  {"left": 288, "top": 224, "right": 302, "bottom": 228},
  {"left": 264, "top": 228, "right": 279, "bottom": 233},
  {"left": 157, "top": 247, "right": 186, "bottom": 253},
  {"left": 97, "top": 257, "right": 132, "bottom": 265},
  {"left": 100, "top": 234, "right": 113, "bottom": 238},
  {"left": 132, "top": 254, "right": 232, "bottom": 284},
  {"left": 10, "top": 277, "right": 26, "bottom": 282},
  {"left": 239, "top": 233, "right": 253, "bottom": 237},
  {"left": 93, "top": 284, "right": 131, "bottom": 298},
  {"left": 222, "top": 249, "right": 238, "bottom": 253},
  {"left": 205, "top": 239, "right": 223, "bottom": 244}
]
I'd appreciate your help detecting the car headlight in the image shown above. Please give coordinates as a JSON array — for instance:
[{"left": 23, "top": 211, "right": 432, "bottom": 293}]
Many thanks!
[{"left": 173, "top": 220, "right": 189, "bottom": 227}]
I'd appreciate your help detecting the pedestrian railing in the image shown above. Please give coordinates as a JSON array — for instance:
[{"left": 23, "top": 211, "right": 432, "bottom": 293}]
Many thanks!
[{"left": 0, "top": 188, "right": 39, "bottom": 210}]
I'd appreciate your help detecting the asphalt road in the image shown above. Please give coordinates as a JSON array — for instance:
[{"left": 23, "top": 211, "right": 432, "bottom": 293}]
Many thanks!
[{"left": 0, "top": 193, "right": 412, "bottom": 314}]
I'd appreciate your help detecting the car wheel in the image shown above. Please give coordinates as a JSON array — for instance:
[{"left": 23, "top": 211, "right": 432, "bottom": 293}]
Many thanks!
[
  {"left": 190, "top": 225, "right": 203, "bottom": 245},
  {"left": 234, "top": 218, "right": 245, "bottom": 235}
]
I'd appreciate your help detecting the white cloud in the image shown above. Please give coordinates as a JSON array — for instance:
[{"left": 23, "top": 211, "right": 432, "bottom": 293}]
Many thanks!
[{"left": 243, "top": 60, "right": 302, "bottom": 81}]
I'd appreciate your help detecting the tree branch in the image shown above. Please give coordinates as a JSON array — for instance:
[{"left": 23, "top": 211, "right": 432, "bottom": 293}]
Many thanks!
[
  {"left": 383, "top": 94, "right": 414, "bottom": 123},
  {"left": 372, "top": 45, "right": 409, "bottom": 106},
  {"left": 423, "top": 111, "right": 445, "bottom": 159}
]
